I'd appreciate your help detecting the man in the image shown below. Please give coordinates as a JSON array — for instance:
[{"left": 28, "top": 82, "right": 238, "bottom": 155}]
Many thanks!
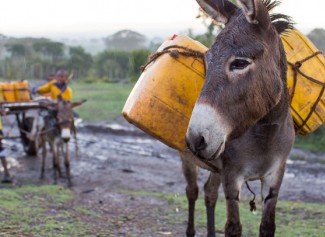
[
  {"left": 42, "top": 73, "right": 56, "bottom": 98},
  {"left": 33, "top": 69, "right": 81, "bottom": 123},
  {"left": 0, "top": 106, "right": 11, "bottom": 183},
  {"left": 34, "top": 69, "right": 73, "bottom": 101}
]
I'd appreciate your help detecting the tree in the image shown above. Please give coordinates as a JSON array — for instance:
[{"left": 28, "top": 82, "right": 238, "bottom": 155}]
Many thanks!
[
  {"left": 128, "top": 49, "right": 151, "bottom": 81},
  {"left": 6, "top": 43, "right": 28, "bottom": 58},
  {"left": 189, "top": 22, "right": 219, "bottom": 47},
  {"left": 67, "top": 46, "right": 93, "bottom": 79},
  {"left": 94, "top": 49, "right": 130, "bottom": 81},
  {"left": 33, "top": 40, "right": 65, "bottom": 62}
]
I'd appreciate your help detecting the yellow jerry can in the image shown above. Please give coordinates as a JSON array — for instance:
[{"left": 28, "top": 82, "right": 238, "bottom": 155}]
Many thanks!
[
  {"left": 281, "top": 30, "right": 325, "bottom": 135},
  {"left": 1, "top": 82, "right": 16, "bottom": 102},
  {"left": 122, "top": 35, "right": 207, "bottom": 151},
  {"left": 0, "top": 84, "right": 5, "bottom": 101},
  {"left": 123, "top": 30, "right": 325, "bottom": 152},
  {"left": 14, "top": 80, "right": 31, "bottom": 102}
]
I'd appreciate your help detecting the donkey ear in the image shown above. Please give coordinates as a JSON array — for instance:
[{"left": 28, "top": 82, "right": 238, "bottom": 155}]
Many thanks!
[
  {"left": 196, "top": 0, "right": 238, "bottom": 25},
  {"left": 71, "top": 99, "right": 87, "bottom": 109},
  {"left": 237, "top": 0, "right": 258, "bottom": 24},
  {"left": 237, "top": 0, "right": 271, "bottom": 27}
]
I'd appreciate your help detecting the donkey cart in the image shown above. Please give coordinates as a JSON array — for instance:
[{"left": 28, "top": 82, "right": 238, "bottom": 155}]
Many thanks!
[{"left": 1, "top": 101, "right": 44, "bottom": 156}]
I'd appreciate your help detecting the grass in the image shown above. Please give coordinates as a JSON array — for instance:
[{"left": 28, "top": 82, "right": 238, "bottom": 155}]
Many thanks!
[
  {"left": 126, "top": 191, "right": 325, "bottom": 237},
  {"left": 0, "top": 185, "right": 108, "bottom": 237},
  {"left": 0, "top": 185, "right": 325, "bottom": 237},
  {"left": 70, "top": 81, "right": 135, "bottom": 121},
  {"left": 294, "top": 134, "right": 325, "bottom": 153},
  {"left": 0, "top": 185, "right": 324, "bottom": 236}
]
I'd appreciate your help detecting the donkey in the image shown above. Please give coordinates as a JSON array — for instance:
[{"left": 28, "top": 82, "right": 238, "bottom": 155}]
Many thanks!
[
  {"left": 39, "top": 96, "right": 86, "bottom": 187},
  {"left": 182, "top": 0, "right": 295, "bottom": 236}
]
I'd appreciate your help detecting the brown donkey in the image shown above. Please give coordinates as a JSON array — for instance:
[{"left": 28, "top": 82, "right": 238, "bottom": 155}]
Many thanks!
[
  {"left": 39, "top": 96, "right": 86, "bottom": 187},
  {"left": 182, "top": 0, "right": 295, "bottom": 236}
]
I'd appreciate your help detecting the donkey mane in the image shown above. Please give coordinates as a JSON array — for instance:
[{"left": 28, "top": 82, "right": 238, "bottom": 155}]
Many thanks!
[{"left": 262, "top": 0, "right": 294, "bottom": 34}]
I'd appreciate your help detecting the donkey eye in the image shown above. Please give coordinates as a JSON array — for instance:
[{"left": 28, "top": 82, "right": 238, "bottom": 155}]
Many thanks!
[{"left": 230, "top": 59, "right": 252, "bottom": 71}]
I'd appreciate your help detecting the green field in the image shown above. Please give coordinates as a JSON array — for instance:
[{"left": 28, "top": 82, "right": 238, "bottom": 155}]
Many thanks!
[{"left": 70, "top": 81, "right": 135, "bottom": 121}]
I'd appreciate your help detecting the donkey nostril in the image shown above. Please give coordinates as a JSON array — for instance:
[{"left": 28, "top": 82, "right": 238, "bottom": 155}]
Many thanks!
[
  {"left": 63, "top": 138, "right": 70, "bottom": 143},
  {"left": 195, "top": 135, "right": 207, "bottom": 151}
]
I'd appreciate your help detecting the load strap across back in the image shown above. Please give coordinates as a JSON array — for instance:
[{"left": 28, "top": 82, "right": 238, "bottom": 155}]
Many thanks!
[{"left": 287, "top": 51, "right": 325, "bottom": 134}]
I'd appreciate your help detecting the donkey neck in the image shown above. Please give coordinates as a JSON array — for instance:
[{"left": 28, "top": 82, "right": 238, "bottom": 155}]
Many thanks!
[
  {"left": 257, "top": 40, "right": 289, "bottom": 126},
  {"left": 256, "top": 88, "right": 290, "bottom": 127}
]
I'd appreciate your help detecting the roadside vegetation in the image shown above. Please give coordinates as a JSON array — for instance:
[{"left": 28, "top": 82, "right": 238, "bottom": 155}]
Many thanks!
[
  {"left": 0, "top": 185, "right": 324, "bottom": 237},
  {"left": 0, "top": 185, "right": 109, "bottom": 237}
]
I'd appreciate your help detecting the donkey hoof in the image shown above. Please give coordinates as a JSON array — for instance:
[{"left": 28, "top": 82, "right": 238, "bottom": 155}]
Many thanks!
[{"left": 1, "top": 174, "right": 12, "bottom": 183}]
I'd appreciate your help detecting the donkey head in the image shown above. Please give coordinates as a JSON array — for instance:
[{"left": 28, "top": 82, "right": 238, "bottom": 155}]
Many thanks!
[
  {"left": 56, "top": 96, "right": 86, "bottom": 142},
  {"left": 45, "top": 96, "right": 86, "bottom": 143},
  {"left": 186, "top": 0, "right": 288, "bottom": 160}
]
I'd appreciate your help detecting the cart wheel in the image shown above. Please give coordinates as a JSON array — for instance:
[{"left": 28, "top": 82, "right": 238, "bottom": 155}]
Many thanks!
[{"left": 21, "top": 117, "right": 37, "bottom": 156}]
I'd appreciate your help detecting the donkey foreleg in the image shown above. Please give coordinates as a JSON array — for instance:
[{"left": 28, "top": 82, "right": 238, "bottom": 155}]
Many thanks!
[
  {"left": 180, "top": 151, "right": 199, "bottom": 237},
  {"left": 72, "top": 125, "right": 79, "bottom": 160},
  {"left": 63, "top": 143, "right": 72, "bottom": 187},
  {"left": 40, "top": 139, "right": 47, "bottom": 180},
  {"left": 223, "top": 175, "right": 243, "bottom": 237},
  {"left": 259, "top": 163, "right": 286, "bottom": 237},
  {"left": 50, "top": 143, "right": 60, "bottom": 184},
  {"left": 204, "top": 172, "right": 221, "bottom": 237}
]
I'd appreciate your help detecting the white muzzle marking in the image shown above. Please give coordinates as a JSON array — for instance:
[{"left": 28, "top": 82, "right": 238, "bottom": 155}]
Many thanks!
[
  {"left": 61, "top": 128, "right": 71, "bottom": 140},
  {"left": 186, "top": 103, "right": 231, "bottom": 160}
]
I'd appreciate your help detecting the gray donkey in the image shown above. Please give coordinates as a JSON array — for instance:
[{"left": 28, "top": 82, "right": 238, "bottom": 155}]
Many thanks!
[
  {"left": 34, "top": 96, "right": 86, "bottom": 187},
  {"left": 181, "top": 0, "right": 295, "bottom": 236}
]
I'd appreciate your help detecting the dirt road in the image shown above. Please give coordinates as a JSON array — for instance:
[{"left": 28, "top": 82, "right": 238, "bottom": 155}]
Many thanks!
[{"left": 2, "top": 117, "right": 325, "bottom": 236}]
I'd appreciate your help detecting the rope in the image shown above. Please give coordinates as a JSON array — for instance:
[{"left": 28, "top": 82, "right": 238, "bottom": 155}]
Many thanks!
[
  {"left": 287, "top": 51, "right": 325, "bottom": 134},
  {"left": 245, "top": 181, "right": 257, "bottom": 212},
  {"left": 140, "top": 45, "right": 205, "bottom": 72}
]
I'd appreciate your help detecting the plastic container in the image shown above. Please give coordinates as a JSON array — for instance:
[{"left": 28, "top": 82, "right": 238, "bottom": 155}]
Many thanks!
[
  {"left": 0, "top": 84, "right": 4, "bottom": 101},
  {"left": 122, "top": 35, "right": 208, "bottom": 151},
  {"left": 281, "top": 29, "right": 325, "bottom": 135},
  {"left": 14, "top": 80, "right": 31, "bottom": 101},
  {"left": 1, "top": 82, "right": 16, "bottom": 102}
]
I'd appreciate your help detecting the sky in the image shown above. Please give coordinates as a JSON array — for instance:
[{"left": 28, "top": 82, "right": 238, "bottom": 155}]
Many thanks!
[{"left": 0, "top": 0, "right": 324, "bottom": 40}]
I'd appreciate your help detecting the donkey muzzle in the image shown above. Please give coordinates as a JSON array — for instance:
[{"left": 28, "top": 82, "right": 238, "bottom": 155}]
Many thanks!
[
  {"left": 186, "top": 103, "right": 229, "bottom": 160},
  {"left": 61, "top": 128, "right": 71, "bottom": 142}
]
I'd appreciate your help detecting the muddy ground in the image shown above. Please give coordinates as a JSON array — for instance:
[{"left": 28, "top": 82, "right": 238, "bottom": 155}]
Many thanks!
[{"left": 1, "top": 116, "right": 325, "bottom": 236}]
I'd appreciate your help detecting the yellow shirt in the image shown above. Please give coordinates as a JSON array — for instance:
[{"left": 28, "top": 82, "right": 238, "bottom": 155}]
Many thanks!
[{"left": 37, "top": 81, "right": 73, "bottom": 101}]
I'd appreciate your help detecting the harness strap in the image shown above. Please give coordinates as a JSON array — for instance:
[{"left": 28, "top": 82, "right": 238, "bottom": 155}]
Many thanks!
[{"left": 141, "top": 45, "right": 205, "bottom": 72}]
